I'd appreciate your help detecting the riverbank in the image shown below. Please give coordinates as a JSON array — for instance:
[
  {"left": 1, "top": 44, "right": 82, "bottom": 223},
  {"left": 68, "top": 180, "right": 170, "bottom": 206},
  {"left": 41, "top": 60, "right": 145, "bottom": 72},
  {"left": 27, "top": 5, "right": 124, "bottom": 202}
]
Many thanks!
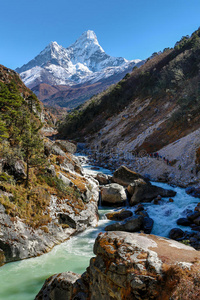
[
  {"left": 83, "top": 127, "right": 200, "bottom": 188},
  {"left": 0, "top": 208, "right": 113, "bottom": 300},
  {"left": 0, "top": 139, "right": 100, "bottom": 266}
]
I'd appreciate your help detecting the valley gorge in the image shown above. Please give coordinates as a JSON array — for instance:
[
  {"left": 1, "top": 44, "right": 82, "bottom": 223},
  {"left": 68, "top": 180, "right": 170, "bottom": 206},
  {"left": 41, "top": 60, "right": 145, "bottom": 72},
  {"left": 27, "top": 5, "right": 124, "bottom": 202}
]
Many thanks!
[{"left": 1, "top": 26, "right": 200, "bottom": 300}]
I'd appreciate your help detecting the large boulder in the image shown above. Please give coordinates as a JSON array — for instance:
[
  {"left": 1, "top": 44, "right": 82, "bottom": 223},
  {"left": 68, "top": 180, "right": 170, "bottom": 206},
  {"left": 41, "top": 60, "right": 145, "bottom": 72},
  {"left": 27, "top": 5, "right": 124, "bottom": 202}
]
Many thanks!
[
  {"left": 185, "top": 186, "right": 200, "bottom": 198},
  {"left": 2, "top": 160, "right": 26, "bottom": 181},
  {"left": 101, "top": 183, "right": 127, "bottom": 205},
  {"left": 96, "top": 173, "right": 109, "bottom": 185},
  {"left": 104, "top": 215, "right": 144, "bottom": 232},
  {"left": 177, "top": 218, "right": 191, "bottom": 226},
  {"left": 130, "top": 181, "right": 176, "bottom": 206},
  {"left": 36, "top": 232, "right": 200, "bottom": 300},
  {"left": 35, "top": 271, "right": 80, "bottom": 300},
  {"left": 143, "top": 217, "right": 154, "bottom": 234},
  {"left": 169, "top": 228, "right": 185, "bottom": 240},
  {"left": 112, "top": 165, "right": 145, "bottom": 186},
  {"left": 51, "top": 144, "right": 66, "bottom": 157},
  {"left": 106, "top": 209, "right": 133, "bottom": 221},
  {"left": 127, "top": 178, "right": 147, "bottom": 196},
  {"left": 55, "top": 140, "right": 77, "bottom": 154}
]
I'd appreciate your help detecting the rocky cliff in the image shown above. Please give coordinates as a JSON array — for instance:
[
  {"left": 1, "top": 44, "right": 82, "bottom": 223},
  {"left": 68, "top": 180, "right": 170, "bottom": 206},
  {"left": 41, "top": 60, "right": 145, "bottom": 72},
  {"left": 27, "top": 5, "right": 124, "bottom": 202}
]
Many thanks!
[
  {"left": 35, "top": 231, "right": 200, "bottom": 300},
  {"left": 0, "top": 65, "right": 100, "bottom": 265},
  {"left": 0, "top": 139, "right": 99, "bottom": 265}
]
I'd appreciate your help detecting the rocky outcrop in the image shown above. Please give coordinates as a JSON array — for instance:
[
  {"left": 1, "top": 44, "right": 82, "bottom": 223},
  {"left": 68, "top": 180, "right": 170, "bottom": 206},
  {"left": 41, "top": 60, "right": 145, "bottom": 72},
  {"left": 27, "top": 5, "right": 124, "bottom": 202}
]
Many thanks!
[
  {"left": 0, "top": 178, "right": 98, "bottom": 265},
  {"left": 0, "top": 142, "right": 99, "bottom": 266},
  {"left": 112, "top": 165, "right": 145, "bottom": 186},
  {"left": 2, "top": 160, "right": 26, "bottom": 181},
  {"left": 55, "top": 140, "right": 77, "bottom": 154},
  {"left": 36, "top": 232, "right": 200, "bottom": 300},
  {"left": 101, "top": 183, "right": 127, "bottom": 205}
]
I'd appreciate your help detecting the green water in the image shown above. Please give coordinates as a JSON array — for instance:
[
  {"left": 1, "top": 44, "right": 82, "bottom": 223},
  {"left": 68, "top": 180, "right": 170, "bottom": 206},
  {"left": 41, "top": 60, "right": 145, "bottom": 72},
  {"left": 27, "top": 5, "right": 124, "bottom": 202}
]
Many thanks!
[{"left": 0, "top": 209, "right": 112, "bottom": 300}]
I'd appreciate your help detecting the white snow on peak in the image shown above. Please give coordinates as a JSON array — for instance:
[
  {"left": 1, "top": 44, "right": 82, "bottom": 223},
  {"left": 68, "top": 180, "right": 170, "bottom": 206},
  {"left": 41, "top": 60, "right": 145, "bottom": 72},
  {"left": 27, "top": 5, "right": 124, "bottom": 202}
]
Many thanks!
[
  {"left": 16, "top": 31, "right": 143, "bottom": 87},
  {"left": 80, "top": 30, "right": 98, "bottom": 42}
]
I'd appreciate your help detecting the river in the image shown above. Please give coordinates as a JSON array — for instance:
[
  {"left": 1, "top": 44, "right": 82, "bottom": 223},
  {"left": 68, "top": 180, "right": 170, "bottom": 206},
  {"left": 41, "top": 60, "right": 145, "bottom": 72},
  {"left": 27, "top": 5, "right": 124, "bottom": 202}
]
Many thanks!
[{"left": 0, "top": 156, "right": 199, "bottom": 299}]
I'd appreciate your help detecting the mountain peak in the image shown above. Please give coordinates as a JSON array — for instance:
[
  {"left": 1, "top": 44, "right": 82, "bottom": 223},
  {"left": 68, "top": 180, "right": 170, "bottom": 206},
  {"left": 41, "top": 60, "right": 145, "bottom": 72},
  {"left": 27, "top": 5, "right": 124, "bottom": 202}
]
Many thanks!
[
  {"left": 49, "top": 41, "right": 59, "bottom": 47},
  {"left": 16, "top": 30, "right": 143, "bottom": 89},
  {"left": 81, "top": 30, "right": 97, "bottom": 41},
  {"left": 69, "top": 30, "right": 104, "bottom": 55}
]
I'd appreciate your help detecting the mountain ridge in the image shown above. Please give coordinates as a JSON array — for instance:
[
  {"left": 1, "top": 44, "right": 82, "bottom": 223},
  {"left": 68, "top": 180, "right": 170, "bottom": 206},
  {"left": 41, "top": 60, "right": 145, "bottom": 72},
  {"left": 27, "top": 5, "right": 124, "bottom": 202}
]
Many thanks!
[
  {"left": 16, "top": 30, "right": 144, "bottom": 108},
  {"left": 16, "top": 30, "right": 142, "bottom": 88}
]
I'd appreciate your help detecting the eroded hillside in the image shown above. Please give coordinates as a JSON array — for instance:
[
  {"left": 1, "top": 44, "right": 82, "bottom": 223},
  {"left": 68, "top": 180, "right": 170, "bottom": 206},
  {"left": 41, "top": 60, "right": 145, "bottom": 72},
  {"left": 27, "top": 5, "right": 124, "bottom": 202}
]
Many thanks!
[{"left": 58, "top": 28, "right": 200, "bottom": 186}]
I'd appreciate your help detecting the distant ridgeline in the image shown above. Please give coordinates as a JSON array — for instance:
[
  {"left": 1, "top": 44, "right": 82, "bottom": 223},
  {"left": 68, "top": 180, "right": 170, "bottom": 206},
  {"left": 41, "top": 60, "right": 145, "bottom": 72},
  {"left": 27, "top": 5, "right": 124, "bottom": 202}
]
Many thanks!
[{"left": 59, "top": 27, "right": 200, "bottom": 152}]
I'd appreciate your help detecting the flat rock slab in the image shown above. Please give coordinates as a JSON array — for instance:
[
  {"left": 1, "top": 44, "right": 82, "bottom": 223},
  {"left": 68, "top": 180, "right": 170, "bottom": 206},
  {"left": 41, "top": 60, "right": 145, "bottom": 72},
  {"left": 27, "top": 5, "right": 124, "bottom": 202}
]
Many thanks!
[
  {"left": 36, "top": 231, "right": 200, "bottom": 300},
  {"left": 95, "top": 231, "right": 200, "bottom": 267}
]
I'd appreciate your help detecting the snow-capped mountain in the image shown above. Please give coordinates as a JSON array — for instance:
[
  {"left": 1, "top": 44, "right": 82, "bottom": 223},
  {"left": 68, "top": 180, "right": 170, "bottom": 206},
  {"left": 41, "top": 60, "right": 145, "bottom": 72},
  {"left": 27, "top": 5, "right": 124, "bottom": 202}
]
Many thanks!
[{"left": 16, "top": 30, "right": 143, "bottom": 89}]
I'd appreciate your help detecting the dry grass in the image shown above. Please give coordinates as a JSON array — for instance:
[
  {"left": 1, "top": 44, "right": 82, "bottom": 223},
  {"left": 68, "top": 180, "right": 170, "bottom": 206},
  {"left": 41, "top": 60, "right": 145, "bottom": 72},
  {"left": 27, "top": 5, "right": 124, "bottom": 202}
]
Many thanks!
[{"left": 170, "top": 264, "right": 200, "bottom": 300}]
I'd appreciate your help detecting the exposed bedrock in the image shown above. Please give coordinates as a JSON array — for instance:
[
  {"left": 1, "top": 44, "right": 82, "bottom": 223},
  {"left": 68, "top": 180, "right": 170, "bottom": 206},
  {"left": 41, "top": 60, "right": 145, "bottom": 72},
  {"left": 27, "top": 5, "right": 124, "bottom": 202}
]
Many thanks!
[{"left": 35, "top": 231, "right": 200, "bottom": 300}]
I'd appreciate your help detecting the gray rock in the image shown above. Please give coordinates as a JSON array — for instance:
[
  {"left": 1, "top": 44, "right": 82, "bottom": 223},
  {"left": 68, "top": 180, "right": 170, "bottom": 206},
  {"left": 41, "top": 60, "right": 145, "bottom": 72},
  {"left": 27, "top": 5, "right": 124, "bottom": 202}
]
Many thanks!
[
  {"left": 101, "top": 183, "right": 127, "bottom": 205},
  {"left": 112, "top": 165, "right": 145, "bottom": 186},
  {"left": 96, "top": 173, "right": 109, "bottom": 185},
  {"left": 58, "top": 173, "right": 72, "bottom": 186},
  {"left": 187, "top": 211, "right": 200, "bottom": 221},
  {"left": 127, "top": 178, "right": 147, "bottom": 196},
  {"left": 104, "top": 216, "right": 144, "bottom": 232},
  {"left": 46, "top": 165, "right": 56, "bottom": 177},
  {"left": 193, "top": 216, "right": 200, "bottom": 226},
  {"left": 55, "top": 140, "right": 77, "bottom": 154},
  {"left": 143, "top": 217, "right": 154, "bottom": 234},
  {"left": 105, "top": 209, "right": 133, "bottom": 221},
  {"left": 35, "top": 271, "right": 80, "bottom": 300},
  {"left": 51, "top": 144, "right": 66, "bottom": 157},
  {"left": 177, "top": 218, "right": 191, "bottom": 226},
  {"left": 169, "top": 228, "right": 185, "bottom": 240},
  {"left": 58, "top": 214, "right": 77, "bottom": 229},
  {"left": 3, "top": 160, "right": 26, "bottom": 181},
  {"left": 130, "top": 181, "right": 176, "bottom": 206}
]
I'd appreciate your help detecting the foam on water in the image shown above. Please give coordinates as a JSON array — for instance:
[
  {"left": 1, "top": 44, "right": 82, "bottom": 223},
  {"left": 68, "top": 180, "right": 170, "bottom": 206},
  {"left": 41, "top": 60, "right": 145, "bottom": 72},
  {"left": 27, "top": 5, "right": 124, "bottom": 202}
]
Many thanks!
[{"left": 134, "top": 181, "right": 199, "bottom": 237}]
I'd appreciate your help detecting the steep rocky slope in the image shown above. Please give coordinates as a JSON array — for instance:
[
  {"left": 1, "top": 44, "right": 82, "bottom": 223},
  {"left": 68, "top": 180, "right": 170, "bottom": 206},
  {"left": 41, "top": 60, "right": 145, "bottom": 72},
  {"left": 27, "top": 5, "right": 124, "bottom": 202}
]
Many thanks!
[
  {"left": 59, "top": 28, "right": 200, "bottom": 186},
  {"left": 0, "top": 65, "right": 99, "bottom": 265},
  {"left": 0, "top": 138, "right": 99, "bottom": 265}
]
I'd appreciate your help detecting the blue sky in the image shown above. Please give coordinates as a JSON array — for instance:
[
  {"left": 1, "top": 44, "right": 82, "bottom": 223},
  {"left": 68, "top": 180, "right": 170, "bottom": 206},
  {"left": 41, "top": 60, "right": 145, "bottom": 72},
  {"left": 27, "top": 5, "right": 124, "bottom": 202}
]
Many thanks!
[{"left": 1, "top": 0, "right": 200, "bottom": 69}]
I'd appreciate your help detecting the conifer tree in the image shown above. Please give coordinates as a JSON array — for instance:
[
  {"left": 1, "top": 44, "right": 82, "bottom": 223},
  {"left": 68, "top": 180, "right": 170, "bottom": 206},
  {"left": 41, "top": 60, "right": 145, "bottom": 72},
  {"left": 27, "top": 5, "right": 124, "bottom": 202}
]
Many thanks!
[{"left": 21, "top": 120, "right": 45, "bottom": 187}]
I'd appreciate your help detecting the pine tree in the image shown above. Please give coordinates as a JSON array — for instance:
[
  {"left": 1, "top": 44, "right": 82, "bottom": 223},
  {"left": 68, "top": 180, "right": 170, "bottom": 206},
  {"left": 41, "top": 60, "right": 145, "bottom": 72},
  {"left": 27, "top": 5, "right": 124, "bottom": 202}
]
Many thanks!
[
  {"left": 21, "top": 120, "right": 45, "bottom": 187},
  {"left": 0, "top": 119, "right": 8, "bottom": 141}
]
